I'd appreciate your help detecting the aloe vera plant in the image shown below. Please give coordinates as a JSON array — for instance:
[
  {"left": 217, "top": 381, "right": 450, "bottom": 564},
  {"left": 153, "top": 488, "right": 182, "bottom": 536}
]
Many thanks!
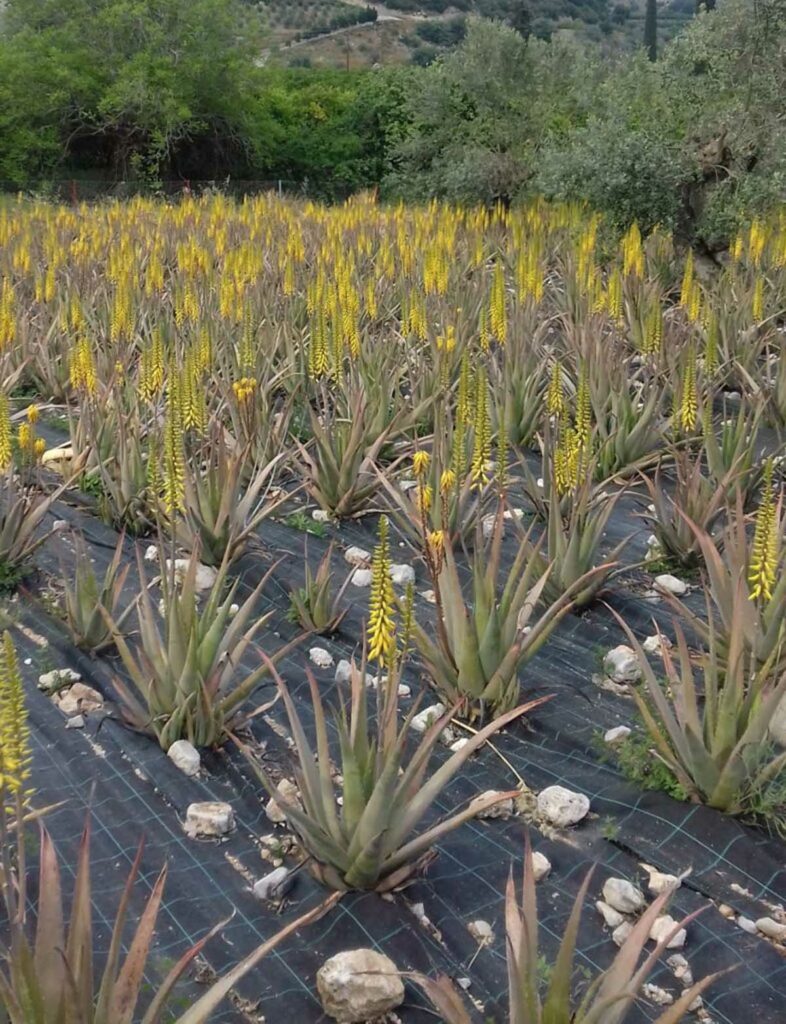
[
  {"left": 668, "top": 499, "right": 786, "bottom": 675},
  {"left": 520, "top": 470, "right": 629, "bottom": 609},
  {"left": 412, "top": 841, "right": 724, "bottom": 1024},
  {"left": 241, "top": 657, "right": 547, "bottom": 891},
  {"left": 108, "top": 548, "right": 301, "bottom": 748},
  {"left": 642, "top": 449, "right": 730, "bottom": 568},
  {"left": 0, "top": 468, "right": 73, "bottom": 589},
  {"left": 287, "top": 544, "right": 350, "bottom": 634},
  {"left": 294, "top": 390, "right": 402, "bottom": 518},
  {"left": 413, "top": 510, "right": 606, "bottom": 718},
  {"left": 615, "top": 600, "right": 786, "bottom": 814},
  {"left": 503, "top": 841, "right": 723, "bottom": 1024},
  {"left": 0, "top": 816, "right": 338, "bottom": 1024},
  {"left": 62, "top": 532, "right": 130, "bottom": 653},
  {"left": 176, "top": 428, "right": 288, "bottom": 566}
]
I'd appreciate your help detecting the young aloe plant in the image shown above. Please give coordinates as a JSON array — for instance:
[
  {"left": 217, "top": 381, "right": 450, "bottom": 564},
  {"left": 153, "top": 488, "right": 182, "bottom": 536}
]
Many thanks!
[
  {"left": 108, "top": 547, "right": 302, "bottom": 748},
  {"left": 62, "top": 531, "right": 130, "bottom": 653},
  {"left": 668, "top": 491, "right": 786, "bottom": 675},
  {"left": 642, "top": 449, "right": 730, "bottom": 569},
  {"left": 519, "top": 466, "right": 629, "bottom": 609},
  {"left": 413, "top": 509, "right": 606, "bottom": 719},
  {"left": 294, "top": 389, "right": 406, "bottom": 519},
  {"left": 0, "top": 818, "right": 338, "bottom": 1024},
  {"left": 176, "top": 427, "right": 289, "bottom": 566},
  {"left": 503, "top": 841, "right": 724, "bottom": 1024},
  {"left": 614, "top": 596, "right": 786, "bottom": 815},
  {"left": 287, "top": 544, "right": 350, "bottom": 634},
  {"left": 412, "top": 841, "right": 724, "bottom": 1024},
  {"left": 241, "top": 656, "right": 547, "bottom": 892},
  {"left": 0, "top": 467, "right": 75, "bottom": 590}
]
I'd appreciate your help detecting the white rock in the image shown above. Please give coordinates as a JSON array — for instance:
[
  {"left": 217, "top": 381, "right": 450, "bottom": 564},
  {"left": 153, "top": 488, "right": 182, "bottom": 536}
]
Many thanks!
[
  {"left": 603, "top": 645, "right": 642, "bottom": 684},
  {"left": 312, "top": 509, "right": 331, "bottom": 523},
  {"left": 449, "top": 738, "right": 470, "bottom": 753},
  {"left": 531, "top": 851, "right": 552, "bottom": 882},
  {"left": 650, "top": 915, "right": 687, "bottom": 949},
  {"left": 350, "top": 568, "right": 373, "bottom": 587},
  {"left": 422, "top": 589, "right": 437, "bottom": 604},
  {"left": 265, "top": 779, "right": 301, "bottom": 824},
  {"left": 468, "top": 920, "right": 494, "bottom": 944},
  {"left": 738, "top": 916, "right": 757, "bottom": 934},
  {"left": 344, "top": 546, "right": 372, "bottom": 567},
  {"left": 643, "top": 633, "right": 672, "bottom": 655},
  {"left": 755, "top": 916, "right": 786, "bottom": 942},
  {"left": 53, "top": 683, "right": 103, "bottom": 716},
  {"left": 167, "top": 739, "right": 201, "bottom": 777},
  {"left": 399, "top": 478, "right": 418, "bottom": 492},
  {"left": 316, "top": 949, "right": 404, "bottom": 1023},
  {"left": 390, "top": 563, "right": 415, "bottom": 586},
  {"left": 41, "top": 445, "right": 74, "bottom": 474},
  {"left": 469, "top": 791, "right": 514, "bottom": 820},
  {"left": 612, "top": 921, "right": 634, "bottom": 946},
  {"left": 38, "top": 667, "right": 81, "bottom": 692},
  {"left": 604, "top": 726, "right": 631, "bottom": 745},
  {"left": 309, "top": 647, "right": 334, "bottom": 668},
  {"left": 228, "top": 603, "right": 239, "bottom": 617},
  {"left": 602, "top": 877, "right": 645, "bottom": 915},
  {"left": 335, "top": 659, "right": 353, "bottom": 684},
  {"left": 654, "top": 573, "right": 688, "bottom": 597},
  {"left": 168, "top": 559, "right": 218, "bottom": 592},
  {"left": 537, "top": 785, "right": 590, "bottom": 827},
  {"left": 397, "top": 684, "right": 411, "bottom": 698},
  {"left": 646, "top": 870, "right": 681, "bottom": 896},
  {"left": 65, "top": 715, "right": 85, "bottom": 729},
  {"left": 410, "top": 703, "right": 446, "bottom": 734},
  {"left": 144, "top": 544, "right": 159, "bottom": 562},
  {"left": 643, "top": 983, "right": 674, "bottom": 1006},
  {"left": 253, "top": 866, "right": 294, "bottom": 901},
  {"left": 597, "top": 900, "right": 626, "bottom": 928},
  {"left": 184, "top": 802, "right": 234, "bottom": 837},
  {"left": 667, "top": 953, "right": 692, "bottom": 985}
]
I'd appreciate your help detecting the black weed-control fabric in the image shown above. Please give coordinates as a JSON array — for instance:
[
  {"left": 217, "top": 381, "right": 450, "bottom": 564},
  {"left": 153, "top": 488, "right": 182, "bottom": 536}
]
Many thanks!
[{"left": 8, "top": 452, "right": 786, "bottom": 1023}]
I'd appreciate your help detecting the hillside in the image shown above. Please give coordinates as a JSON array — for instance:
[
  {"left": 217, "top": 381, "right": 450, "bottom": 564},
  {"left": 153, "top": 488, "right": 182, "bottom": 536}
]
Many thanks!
[{"left": 260, "top": 0, "right": 696, "bottom": 68}]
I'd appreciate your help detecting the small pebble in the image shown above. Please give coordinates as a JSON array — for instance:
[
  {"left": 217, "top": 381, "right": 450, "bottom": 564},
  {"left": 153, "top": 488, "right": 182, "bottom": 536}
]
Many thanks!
[
  {"left": 468, "top": 920, "right": 493, "bottom": 945},
  {"left": 612, "top": 921, "right": 634, "bottom": 946},
  {"left": 184, "top": 802, "right": 234, "bottom": 838},
  {"left": 311, "top": 509, "right": 330, "bottom": 523},
  {"left": 410, "top": 703, "right": 446, "bottom": 734},
  {"left": 253, "top": 866, "right": 295, "bottom": 901},
  {"left": 603, "top": 645, "right": 641, "bottom": 684},
  {"left": 344, "top": 546, "right": 371, "bottom": 567},
  {"left": 755, "top": 916, "right": 786, "bottom": 942},
  {"left": 654, "top": 573, "right": 688, "bottom": 597},
  {"left": 65, "top": 715, "right": 85, "bottom": 729},
  {"left": 390, "top": 563, "right": 415, "bottom": 586},
  {"left": 604, "top": 726, "right": 631, "bottom": 745},
  {"left": 531, "top": 851, "right": 552, "bottom": 882},
  {"left": 596, "top": 900, "right": 626, "bottom": 928},
  {"left": 167, "top": 739, "right": 201, "bottom": 777},
  {"left": 309, "top": 647, "right": 334, "bottom": 668},
  {"left": 350, "top": 568, "right": 372, "bottom": 587},
  {"left": 642, "top": 983, "right": 674, "bottom": 1006},
  {"left": 537, "top": 785, "right": 590, "bottom": 827},
  {"left": 603, "top": 877, "right": 646, "bottom": 915},
  {"left": 649, "top": 915, "right": 687, "bottom": 949},
  {"left": 469, "top": 791, "right": 514, "bottom": 820}
]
